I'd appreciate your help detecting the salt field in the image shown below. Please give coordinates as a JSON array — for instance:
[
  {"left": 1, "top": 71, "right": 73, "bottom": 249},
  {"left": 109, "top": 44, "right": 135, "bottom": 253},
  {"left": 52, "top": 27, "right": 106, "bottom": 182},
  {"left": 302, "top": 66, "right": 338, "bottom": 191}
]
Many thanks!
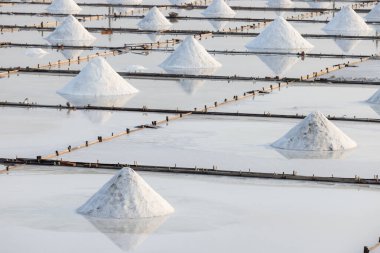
[{"left": 1, "top": 0, "right": 380, "bottom": 252}]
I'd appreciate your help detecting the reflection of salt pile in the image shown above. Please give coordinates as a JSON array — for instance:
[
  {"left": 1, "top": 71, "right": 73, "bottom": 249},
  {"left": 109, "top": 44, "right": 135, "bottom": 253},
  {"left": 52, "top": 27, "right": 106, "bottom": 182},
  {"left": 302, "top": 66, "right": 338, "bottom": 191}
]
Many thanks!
[
  {"left": 275, "top": 148, "right": 350, "bottom": 159},
  {"left": 25, "top": 48, "right": 49, "bottom": 58},
  {"left": 176, "top": 68, "right": 217, "bottom": 94},
  {"left": 267, "top": 0, "right": 292, "bottom": 7},
  {"left": 267, "top": 0, "right": 292, "bottom": 16},
  {"left": 272, "top": 111, "right": 357, "bottom": 151},
  {"left": 86, "top": 216, "right": 168, "bottom": 252},
  {"left": 324, "top": 6, "right": 371, "bottom": 33},
  {"left": 59, "top": 93, "right": 135, "bottom": 124},
  {"left": 333, "top": 36, "right": 362, "bottom": 53},
  {"left": 208, "top": 20, "right": 229, "bottom": 31},
  {"left": 107, "top": 0, "right": 142, "bottom": 4},
  {"left": 78, "top": 168, "right": 175, "bottom": 219},
  {"left": 257, "top": 54, "right": 300, "bottom": 76},
  {"left": 138, "top": 7, "right": 172, "bottom": 30},
  {"left": 58, "top": 57, "right": 138, "bottom": 96},
  {"left": 366, "top": 3, "right": 380, "bottom": 21},
  {"left": 60, "top": 49, "right": 83, "bottom": 59},
  {"left": 146, "top": 33, "right": 162, "bottom": 42},
  {"left": 160, "top": 36, "right": 221, "bottom": 72},
  {"left": 46, "top": 0, "right": 81, "bottom": 14},
  {"left": 125, "top": 65, "right": 147, "bottom": 72},
  {"left": 173, "top": 0, "right": 196, "bottom": 5},
  {"left": 367, "top": 89, "right": 380, "bottom": 104},
  {"left": 202, "top": 0, "right": 236, "bottom": 18},
  {"left": 308, "top": 0, "right": 332, "bottom": 9},
  {"left": 245, "top": 17, "right": 314, "bottom": 51},
  {"left": 46, "top": 15, "right": 96, "bottom": 46}
]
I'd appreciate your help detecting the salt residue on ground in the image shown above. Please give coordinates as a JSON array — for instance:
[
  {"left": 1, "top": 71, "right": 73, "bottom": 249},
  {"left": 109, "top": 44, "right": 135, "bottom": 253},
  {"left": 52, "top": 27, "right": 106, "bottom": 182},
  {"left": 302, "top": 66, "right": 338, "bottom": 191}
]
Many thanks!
[
  {"left": 202, "top": 0, "right": 236, "bottom": 18},
  {"left": 46, "top": 0, "right": 81, "bottom": 14},
  {"left": 272, "top": 111, "right": 357, "bottom": 151},
  {"left": 58, "top": 57, "right": 139, "bottom": 96},
  {"left": 324, "top": 5, "right": 371, "bottom": 33},
  {"left": 25, "top": 48, "right": 49, "bottom": 58},
  {"left": 46, "top": 15, "right": 96, "bottom": 45},
  {"left": 77, "top": 168, "right": 175, "bottom": 219},
  {"left": 138, "top": 7, "right": 172, "bottom": 31},
  {"left": 245, "top": 17, "right": 314, "bottom": 51},
  {"left": 366, "top": 3, "right": 380, "bottom": 21},
  {"left": 160, "top": 36, "right": 222, "bottom": 71}
]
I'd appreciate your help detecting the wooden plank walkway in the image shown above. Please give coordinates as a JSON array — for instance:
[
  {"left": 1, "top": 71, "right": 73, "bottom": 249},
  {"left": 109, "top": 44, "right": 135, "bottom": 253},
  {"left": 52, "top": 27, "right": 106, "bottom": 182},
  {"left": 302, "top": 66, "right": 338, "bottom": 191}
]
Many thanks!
[
  {"left": 1, "top": 157, "right": 380, "bottom": 185},
  {"left": 1, "top": 102, "right": 379, "bottom": 124}
]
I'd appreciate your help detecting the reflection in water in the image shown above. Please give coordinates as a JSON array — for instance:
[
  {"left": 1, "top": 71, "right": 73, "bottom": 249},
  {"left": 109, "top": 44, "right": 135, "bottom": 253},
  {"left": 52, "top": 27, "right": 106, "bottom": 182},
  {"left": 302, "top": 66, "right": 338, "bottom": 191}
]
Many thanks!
[
  {"left": 59, "top": 93, "right": 136, "bottom": 124},
  {"left": 267, "top": 0, "right": 292, "bottom": 16},
  {"left": 324, "top": 28, "right": 371, "bottom": 53},
  {"left": 208, "top": 20, "right": 229, "bottom": 31},
  {"left": 308, "top": 0, "right": 332, "bottom": 9},
  {"left": 275, "top": 148, "right": 352, "bottom": 159},
  {"left": 85, "top": 215, "right": 169, "bottom": 252},
  {"left": 369, "top": 103, "right": 380, "bottom": 116},
  {"left": 146, "top": 33, "right": 162, "bottom": 42},
  {"left": 257, "top": 54, "right": 301, "bottom": 77},
  {"left": 60, "top": 49, "right": 84, "bottom": 59},
  {"left": 179, "top": 79, "right": 205, "bottom": 95},
  {"left": 165, "top": 68, "right": 218, "bottom": 95}
]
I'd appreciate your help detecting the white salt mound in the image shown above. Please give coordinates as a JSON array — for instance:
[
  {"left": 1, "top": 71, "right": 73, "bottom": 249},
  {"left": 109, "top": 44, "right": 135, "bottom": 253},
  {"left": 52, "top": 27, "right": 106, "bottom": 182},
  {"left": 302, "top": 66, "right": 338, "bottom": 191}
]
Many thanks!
[
  {"left": 46, "top": 0, "right": 81, "bottom": 14},
  {"left": 366, "top": 3, "right": 380, "bottom": 21},
  {"left": 46, "top": 15, "right": 96, "bottom": 45},
  {"left": 324, "top": 5, "right": 371, "bottom": 33},
  {"left": 245, "top": 16, "right": 313, "bottom": 51},
  {"left": 202, "top": 0, "right": 236, "bottom": 18},
  {"left": 77, "top": 168, "right": 175, "bottom": 219},
  {"left": 138, "top": 7, "right": 172, "bottom": 31},
  {"left": 58, "top": 57, "right": 138, "bottom": 96},
  {"left": 160, "top": 36, "right": 221, "bottom": 71},
  {"left": 272, "top": 111, "right": 357, "bottom": 151},
  {"left": 367, "top": 89, "right": 380, "bottom": 104},
  {"left": 25, "top": 48, "right": 49, "bottom": 58}
]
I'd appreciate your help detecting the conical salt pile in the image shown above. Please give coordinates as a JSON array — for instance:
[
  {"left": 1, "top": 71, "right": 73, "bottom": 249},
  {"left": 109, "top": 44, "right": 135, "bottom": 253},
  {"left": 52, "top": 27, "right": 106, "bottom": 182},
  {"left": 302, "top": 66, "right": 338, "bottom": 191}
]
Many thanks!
[
  {"left": 160, "top": 36, "right": 221, "bottom": 71},
  {"left": 46, "top": 15, "right": 96, "bottom": 45},
  {"left": 367, "top": 89, "right": 380, "bottom": 104},
  {"left": 58, "top": 57, "right": 138, "bottom": 96},
  {"left": 366, "top": 3, "right": 380, "bottom": 21},
  {"left": 46, "top": 0, "right": 81, "bottom": 14},
  {"left": 272, "top": 111, "right": 357, "bottom": 151},
  {"left": 324, "top": 6, "right": 371, "bottom": 33},
  {"left": 245, "top": 17, "right": 313, "bottom": 51},
  {"left": 77, "top": 168, "right": 175, "bottom": 219},
  {"left": 138, "top": 7, "right": 172, "bottom": 31},
  {"left": 202, "top": 0, "right": 236, "bottom": 18}
]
